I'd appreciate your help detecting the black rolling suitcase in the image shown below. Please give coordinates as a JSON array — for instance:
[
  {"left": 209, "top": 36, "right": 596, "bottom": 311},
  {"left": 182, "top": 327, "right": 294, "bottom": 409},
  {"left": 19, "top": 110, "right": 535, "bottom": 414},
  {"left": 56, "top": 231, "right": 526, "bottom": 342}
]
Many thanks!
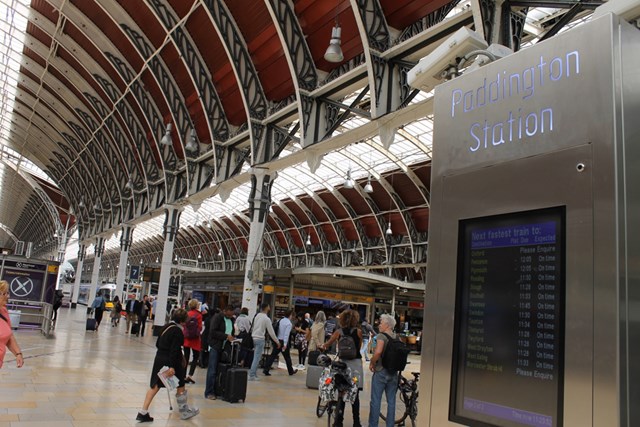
[
  {"left": 86, "top": 311, "right": 97, "bottom": 331},
  {"left": 131, "top": 322, "right": 140, "bottom": 335},
  {"left": 215, "top": 340, "right": 248, "bottom": 403}
]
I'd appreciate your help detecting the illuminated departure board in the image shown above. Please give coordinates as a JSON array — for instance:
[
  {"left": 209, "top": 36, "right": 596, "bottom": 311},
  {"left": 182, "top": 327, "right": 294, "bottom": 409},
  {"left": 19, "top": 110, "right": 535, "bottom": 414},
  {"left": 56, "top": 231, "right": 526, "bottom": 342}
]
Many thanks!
[{"left": 450, "top": 207, "right": 565, "bottom": 427}]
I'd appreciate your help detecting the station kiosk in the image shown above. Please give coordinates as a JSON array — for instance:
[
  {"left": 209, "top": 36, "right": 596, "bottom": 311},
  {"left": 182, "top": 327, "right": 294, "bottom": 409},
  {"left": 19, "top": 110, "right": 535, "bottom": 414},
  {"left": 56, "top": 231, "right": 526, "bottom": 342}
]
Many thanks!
[{"left": 417, "top": 14, "right": 640, "bottom": 427}]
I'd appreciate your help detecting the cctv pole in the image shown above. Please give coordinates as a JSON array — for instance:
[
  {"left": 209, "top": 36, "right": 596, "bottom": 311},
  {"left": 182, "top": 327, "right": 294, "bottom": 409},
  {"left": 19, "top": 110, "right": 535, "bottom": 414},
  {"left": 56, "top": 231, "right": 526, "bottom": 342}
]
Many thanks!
[{"left": 242, "top": 168, "right": 275, "bottom": 318}]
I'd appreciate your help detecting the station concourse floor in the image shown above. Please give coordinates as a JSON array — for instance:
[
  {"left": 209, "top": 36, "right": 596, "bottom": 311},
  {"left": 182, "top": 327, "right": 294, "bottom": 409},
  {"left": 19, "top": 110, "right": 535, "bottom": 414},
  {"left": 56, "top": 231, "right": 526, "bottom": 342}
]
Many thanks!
[{"left": 0, "top": 307, "right": 422, "bottom": 427}]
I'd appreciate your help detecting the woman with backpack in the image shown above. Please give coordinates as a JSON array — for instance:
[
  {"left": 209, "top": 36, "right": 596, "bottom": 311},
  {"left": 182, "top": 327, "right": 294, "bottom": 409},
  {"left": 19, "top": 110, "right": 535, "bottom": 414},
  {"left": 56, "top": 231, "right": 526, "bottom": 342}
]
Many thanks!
[
  {"left": 320, "top": 309, "right": 364, "bottom": 427},
  {"left": 110, "top": 295, "right": 122, "bottom": 327},
  {"left": 90, "top": 291, "right": 106, "bottom": 330},
  {"left": 182, "top": 299, "right": 202, "bottom": 384}
]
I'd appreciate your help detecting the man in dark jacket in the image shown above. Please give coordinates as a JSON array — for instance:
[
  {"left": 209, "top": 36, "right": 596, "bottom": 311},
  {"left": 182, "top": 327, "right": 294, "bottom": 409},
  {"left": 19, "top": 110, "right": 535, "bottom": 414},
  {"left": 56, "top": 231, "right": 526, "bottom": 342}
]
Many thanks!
[{"left": 204, "top": 306, "right": 235, "bottom": 400}]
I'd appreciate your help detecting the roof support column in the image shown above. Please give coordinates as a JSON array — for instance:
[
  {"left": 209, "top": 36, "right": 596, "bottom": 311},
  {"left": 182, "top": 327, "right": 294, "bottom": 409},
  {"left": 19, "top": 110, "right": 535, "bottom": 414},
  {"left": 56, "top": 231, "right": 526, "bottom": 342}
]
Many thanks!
[
  {"left": 153, "top": 206, "right": 182, "bottom": 333},
  {"left": 115, "top": 225, "right": 134, "bottom": 302},
  {"left": 471, "top": 0, "right": 505, "bottom": 44},
  {"left": 87, "top": 237, "right": 105, "bottom": 309},
  {"left": 71, "top": 243, "right": 86, "bottom": 308},
  {"left": 242, "top": 168, "right": 275, "bottom": 318}
]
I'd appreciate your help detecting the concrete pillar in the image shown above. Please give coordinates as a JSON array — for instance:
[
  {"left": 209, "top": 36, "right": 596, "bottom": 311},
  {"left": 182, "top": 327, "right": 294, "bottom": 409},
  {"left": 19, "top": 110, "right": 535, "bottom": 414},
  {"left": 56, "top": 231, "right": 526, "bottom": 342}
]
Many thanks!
[
  {"left": 71, "top": 243, "right": 86, "bottom": 308},
  {"left": 87, "top": 237, "right": 105, "bottom": 307},
  {"left": 115, "top": 225, "right": 134, "bottom": 301},
  {"left": 242, "top": 168, "right": 275, "bottom": 318},
  {"left": 153, "top": 206, "right": 181, "bottom": 333}
]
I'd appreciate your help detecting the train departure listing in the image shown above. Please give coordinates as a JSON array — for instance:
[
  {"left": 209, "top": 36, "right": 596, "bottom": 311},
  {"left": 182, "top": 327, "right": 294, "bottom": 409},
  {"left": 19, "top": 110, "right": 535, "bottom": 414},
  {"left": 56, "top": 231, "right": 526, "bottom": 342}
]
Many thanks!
[{"left": 451, "top": 208, "right": 564, "bottom": 427}]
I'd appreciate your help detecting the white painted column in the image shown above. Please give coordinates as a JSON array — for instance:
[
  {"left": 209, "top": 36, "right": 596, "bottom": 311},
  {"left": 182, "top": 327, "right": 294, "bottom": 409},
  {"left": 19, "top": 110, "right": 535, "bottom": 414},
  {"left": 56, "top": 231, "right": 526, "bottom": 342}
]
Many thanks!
[
  {"left": 242, "top": 168, "right": 275, "bottom": 318},
  {"left": 115, "top": 225, "right": 134, "bottom": 301},
  {"left": 153, "top": 206, "right": 181, "bottom": 332},
  {"left": 87, "top": 237, "right": 105, "bottom": 307},
  {"left": 391, "top": 287, "right": 396, "bottom": 315},
  {"left": 71, "top": 243, "right": 86, "bottom": 308}
]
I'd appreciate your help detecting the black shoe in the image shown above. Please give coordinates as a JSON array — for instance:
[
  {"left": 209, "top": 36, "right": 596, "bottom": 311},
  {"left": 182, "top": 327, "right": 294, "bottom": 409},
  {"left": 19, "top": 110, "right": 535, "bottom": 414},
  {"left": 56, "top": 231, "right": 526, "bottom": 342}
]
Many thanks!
[
  {"left": 185, "top": 377, "right": 195, "bottom": 384},
  {"left": 136, "top": 412, "right": 153, "bottom": 422},
  {"left": 289, "top": 369, "right": 298, "bottom": 376},
  {"left": 263, "top": 370, "right": 271, "bottom": 376}
]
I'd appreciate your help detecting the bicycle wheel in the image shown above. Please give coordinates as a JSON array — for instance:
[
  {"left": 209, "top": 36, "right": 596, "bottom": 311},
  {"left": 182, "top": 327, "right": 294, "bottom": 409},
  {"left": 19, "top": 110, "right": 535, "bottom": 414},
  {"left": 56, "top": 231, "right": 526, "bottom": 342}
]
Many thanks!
[
  {"left": 326, "top": 401, "right": 336, "bottom": 427},
  {"left": 380, "top": 389, "right": 409, "bottom": 425},
  {"left": 316, "top": 397, "right": 327, "bottom": 418}
]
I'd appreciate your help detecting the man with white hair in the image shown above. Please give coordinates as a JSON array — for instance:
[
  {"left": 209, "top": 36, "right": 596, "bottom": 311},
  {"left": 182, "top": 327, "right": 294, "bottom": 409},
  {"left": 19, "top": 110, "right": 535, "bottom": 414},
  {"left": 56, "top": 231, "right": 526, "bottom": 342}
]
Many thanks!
[{"left": 368, "top": 314, "right": 399, "bottom": 427}]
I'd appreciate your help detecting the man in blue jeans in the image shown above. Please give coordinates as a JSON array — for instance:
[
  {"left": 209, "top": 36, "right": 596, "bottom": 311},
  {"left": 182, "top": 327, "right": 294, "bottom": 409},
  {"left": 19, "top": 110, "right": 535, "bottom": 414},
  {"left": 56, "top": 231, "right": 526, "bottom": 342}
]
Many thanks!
[
  {"left": 368, "top": 314, "right": 399, "bottom": 427},
  {"left": 248, "top": 303, "right": 280, "bottom": 381},
  {"left": 204, "top": 306, "right": 235, "bottom": 400}
]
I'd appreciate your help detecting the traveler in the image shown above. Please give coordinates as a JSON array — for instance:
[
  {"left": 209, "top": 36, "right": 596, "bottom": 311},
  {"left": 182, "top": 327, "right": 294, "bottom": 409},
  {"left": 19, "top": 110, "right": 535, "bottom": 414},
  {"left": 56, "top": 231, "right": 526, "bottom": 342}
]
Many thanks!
[
  {"left": 307, "top": 310, "right": 326, "bottom": 352},
  {"left": 324, "top": 312, "right": 338, "bottom": 353},
  {"left": 183, "top": 299, "right": 203, "bottom": 384},
  {"left": 248, "top": 303, "right": 279, "bottom": 381},
  {"left": 137, "top": 295, "right": 151, "bottom": 337},
  {"left": 110, "top": 295, "right": 122, "bottom": 327},
  {"left": 305, "top": 312, "right": 313, "bottom": 327},
  {"left": 136, "top": 308, "right": 199, "bottom": 422},
  {"left": 263, "top": 309, "right": 297, "bottom": 377},
  {"left": 294, "top": 312, "right": 309, "bottom": 369},
  {"left": 321, "top": 309, "right": 364, "bottom": 427},
  {"left": 235, "top": 307, "right": 253, "bottom": 367},
  {"left": 0, "top": 280, "right": 23, "bottom": 369},
  {"left": 368, "top": 314, "right": 399, "bottom": 427},
  {"left": 52, "top": 289, "right": 64, "bottom": 325},
  {"left": 204, "top": 305, "right": 235, "bottom": 400},
  {"left": 90, "top": 290, "right": 106, "bottom": 330},
  {"left": 361, "top": 319, "right": 375, "bottom": 361},
  {"left": 125, "top": 296, "right": 140, "bottom": 334}
]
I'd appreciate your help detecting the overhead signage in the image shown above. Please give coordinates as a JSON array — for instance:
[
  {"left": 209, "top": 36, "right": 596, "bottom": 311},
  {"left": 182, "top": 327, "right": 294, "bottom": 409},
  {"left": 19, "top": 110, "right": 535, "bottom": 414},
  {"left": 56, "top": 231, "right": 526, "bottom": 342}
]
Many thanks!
[
  {"left": 4, "top": 260, "right": 47, "bottom": 271},
  {"left": 130, "top": 265, "right": 140, "bottom": 280}
]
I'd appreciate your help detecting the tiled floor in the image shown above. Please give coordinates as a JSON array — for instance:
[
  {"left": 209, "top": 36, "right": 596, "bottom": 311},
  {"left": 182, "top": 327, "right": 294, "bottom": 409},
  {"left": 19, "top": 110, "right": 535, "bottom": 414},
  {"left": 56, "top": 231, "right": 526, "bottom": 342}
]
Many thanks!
[{"left": 0, "top": 307, "right": 422, "bottom": 426}]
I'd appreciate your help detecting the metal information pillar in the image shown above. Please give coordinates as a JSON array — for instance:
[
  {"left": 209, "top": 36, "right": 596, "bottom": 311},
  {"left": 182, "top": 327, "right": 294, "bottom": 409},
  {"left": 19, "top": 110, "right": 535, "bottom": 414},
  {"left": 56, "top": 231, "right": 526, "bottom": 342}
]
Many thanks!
[
  {"left": 242, "top": 168, "right": 275, "bottom": 318},
  {"left": 87, "top": 237, "right": 105, "bottom": 307},
  {"left": 71, "top": 243, "right": 86, "bottom": 308},
  {"left": 153, "top": 206, "right": 181, "bottom": 333},
  {"left": 417, "top": 15, "right": 640, "bottom": 427},
  {"left": 115, "top": 225, "right": 134, "bottom": 301}
]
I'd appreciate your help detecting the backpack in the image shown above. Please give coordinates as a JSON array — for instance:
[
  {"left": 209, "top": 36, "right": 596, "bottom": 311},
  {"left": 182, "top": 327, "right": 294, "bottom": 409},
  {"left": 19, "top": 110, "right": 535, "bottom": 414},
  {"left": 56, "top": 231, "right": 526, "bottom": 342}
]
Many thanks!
[
  {"left": 381, "top": 332, "right": 410, "bottom": 372},
  {"left": 184, "top": 315, "right": 199, "bottom": 339},
  {"left": 337, "top": 328, "right": 358, "bottom": 360}
]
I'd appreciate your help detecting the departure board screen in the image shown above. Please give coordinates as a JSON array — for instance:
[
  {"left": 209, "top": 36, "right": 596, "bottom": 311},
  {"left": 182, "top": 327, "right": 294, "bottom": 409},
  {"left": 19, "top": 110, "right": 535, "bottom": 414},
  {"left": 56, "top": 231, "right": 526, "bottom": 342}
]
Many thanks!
[{"left": 450, "top": 207, "right": 565, "bottom": 427}]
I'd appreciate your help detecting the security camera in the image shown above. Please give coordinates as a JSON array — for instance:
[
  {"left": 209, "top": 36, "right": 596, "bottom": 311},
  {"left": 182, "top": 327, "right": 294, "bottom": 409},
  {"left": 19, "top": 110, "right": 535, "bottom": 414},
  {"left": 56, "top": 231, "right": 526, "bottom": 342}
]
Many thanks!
[
  {"left": 407, "top": 26, "right": 489, "bottom": 92},
  {"left": 593, "top": 0, "right": 640, "bottom": 22}
]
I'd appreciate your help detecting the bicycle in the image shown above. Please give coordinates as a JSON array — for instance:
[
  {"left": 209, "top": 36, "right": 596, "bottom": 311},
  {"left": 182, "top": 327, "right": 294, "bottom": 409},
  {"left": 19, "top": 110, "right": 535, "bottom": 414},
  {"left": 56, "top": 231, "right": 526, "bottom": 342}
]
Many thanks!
[
  {"left": 316, "top": 357, "right": 358, "bottom": 427},
  {"left": 380, "top": 371, "right": 420, "bottom": 427}
]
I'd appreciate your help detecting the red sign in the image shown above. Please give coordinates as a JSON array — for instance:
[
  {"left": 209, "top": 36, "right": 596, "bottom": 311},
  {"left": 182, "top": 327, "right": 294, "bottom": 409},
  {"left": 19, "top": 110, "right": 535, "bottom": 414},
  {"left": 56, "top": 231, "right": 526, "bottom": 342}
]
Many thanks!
[{"left": 408, "top": 301, "right": 424, "bottom": 309}]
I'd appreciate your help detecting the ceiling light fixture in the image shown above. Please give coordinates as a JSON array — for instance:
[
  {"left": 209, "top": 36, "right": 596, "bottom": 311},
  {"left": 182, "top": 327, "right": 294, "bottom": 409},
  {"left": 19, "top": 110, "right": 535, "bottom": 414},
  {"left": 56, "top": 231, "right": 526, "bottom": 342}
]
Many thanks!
[
  {"left": 198, "top": 251, "right": 202, "bottom": 259},
  {"left": 155, "top": 257, "right": 159, "bottom": 263},
  {"left": 386, "top": 221, "right": 393, "bottom": 235},
  {"left": 218, "top": 248, "right": 222, "bottom": 257},
  {"left": 364, "top": 175, "right": 374, "bottom": 193},
  {"left": 344, "top": 168, "right": 355, "bottom": 189},
  {"left": 185, "top": 128, "right": 199, "bottom": 152},
  {"left": 306, "top": 233, "right": 312, "bottom": 246},
  {"left": 160, "top": 123, "right": 173, "bottom": 146},
  {"left": 78, "top": 197, "right": 85, "bottom": 208},
  {"left": 125, "top": 178, "right": 134, "bottom": 190},
  {"left": 324, "top": 23, "right": 344, "bottom": 63}
]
